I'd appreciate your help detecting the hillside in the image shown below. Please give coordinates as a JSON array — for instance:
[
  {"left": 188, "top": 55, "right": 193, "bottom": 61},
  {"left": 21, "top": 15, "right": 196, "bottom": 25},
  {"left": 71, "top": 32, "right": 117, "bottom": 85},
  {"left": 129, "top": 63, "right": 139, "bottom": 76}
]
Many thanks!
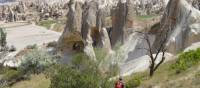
[{"left": 1, "top": 0, "right": 200, "bottom": 88}]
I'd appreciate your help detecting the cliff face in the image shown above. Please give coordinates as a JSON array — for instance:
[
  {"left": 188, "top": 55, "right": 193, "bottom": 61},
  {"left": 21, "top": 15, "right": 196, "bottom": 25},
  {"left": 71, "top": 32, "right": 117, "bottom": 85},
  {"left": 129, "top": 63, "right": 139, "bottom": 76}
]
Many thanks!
[
  {"left": 111, "top": 0, "right": 128, "bottom": 46},
  {"left": 58, "top": 0, "right": 112, "bottom": 60},
  {"left": 157, "top": 0, "right": 200, "bottom": 54}
]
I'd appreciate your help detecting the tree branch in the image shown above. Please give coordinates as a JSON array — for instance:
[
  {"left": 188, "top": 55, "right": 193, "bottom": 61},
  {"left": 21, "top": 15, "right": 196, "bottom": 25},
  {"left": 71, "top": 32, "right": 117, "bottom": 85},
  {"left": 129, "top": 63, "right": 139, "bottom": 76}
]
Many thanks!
[{"left": 154, "top": 49, "right": 166, "bottom": 71}]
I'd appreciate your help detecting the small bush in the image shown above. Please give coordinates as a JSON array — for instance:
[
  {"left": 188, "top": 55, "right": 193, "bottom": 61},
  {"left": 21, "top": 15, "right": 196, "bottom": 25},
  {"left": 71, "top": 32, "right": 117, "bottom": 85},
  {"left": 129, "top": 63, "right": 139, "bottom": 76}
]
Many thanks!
[
  {"left": 47, "top": 41, "right": 57, "bottom": 47},
  {"left": 171, "top": 48, "right": 200, "bottom": 73},
  {"left": 9, "top": 45, "right": 16, "bottom": 52},
  {"left": 2, "top": 69, "right": 22, "bottom": 81},
  {"left": 20, "top": 49, "right": 57, "bottom": 74},
  {"left": 136, "top": 15, "right": 155, "bottom": 20},
  {"left": 0, "top": 67, "right": 25, "bottom": 87},
  {"left": 126, "top": 75, "right": 143, "bottom": 88},
  {"left": 49, "top": 52, "right": 115, "bottom": 88},
  {"left": 37, "top": 20, "right": 56, "bottom": 29},
  {"left": 26, "top": 44, "right": 38, "bottom": 49},
  {"left": 94, "top": 48, "right": 107, "bottom": 61}
]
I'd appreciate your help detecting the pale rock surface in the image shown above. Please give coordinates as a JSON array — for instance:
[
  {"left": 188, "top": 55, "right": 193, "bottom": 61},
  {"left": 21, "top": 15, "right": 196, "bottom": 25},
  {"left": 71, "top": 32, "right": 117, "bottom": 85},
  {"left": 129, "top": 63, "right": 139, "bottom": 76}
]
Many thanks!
[
  {"left": 120, "top": 52, "right": 174, "bottom": 76},
  {"left": 111, "top": 0, "right": 128, "bottom": 46},
  {"left": 184, "top": 42, "right": 200, "bottom": 52},
  {"left": 161, "top": 0, "right": 200, "bottom": 54}
]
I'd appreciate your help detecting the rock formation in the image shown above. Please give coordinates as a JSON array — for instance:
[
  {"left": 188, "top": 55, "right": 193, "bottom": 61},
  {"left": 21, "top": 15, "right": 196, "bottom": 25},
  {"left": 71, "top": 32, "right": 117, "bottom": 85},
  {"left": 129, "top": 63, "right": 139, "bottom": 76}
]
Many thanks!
[
  {"left": 58, "top": 0, "right": 114, "bottom": 60},
  {"left": 158, "top": 0, "right": 200, "bottom": 54},
  {"left": 0, "top": 0, "right": 68, "bottom": 22},
  {"left": 58, "top": 0, "right": 83, "bottom": 55},
  {"left": 111, "top": 0, "right": 128, "bottom": 46}
]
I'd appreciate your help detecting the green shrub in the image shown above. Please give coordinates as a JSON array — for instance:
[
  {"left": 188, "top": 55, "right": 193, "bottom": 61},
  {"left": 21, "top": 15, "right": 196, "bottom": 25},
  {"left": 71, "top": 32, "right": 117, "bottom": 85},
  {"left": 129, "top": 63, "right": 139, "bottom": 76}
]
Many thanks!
[
  {"left": 37, "top": 20, "right": 56, "bottom": 29},
  {"left": 171, "top": 48, "right": 200, "bottom": 73},
  {"left": 2, "top": 69, "right": 22, "bottom": 81},
  {"left": 126, "top": 75, "right": 143, "bottom": 88},
  {"left": 136, "top": 15, "right": 155, "bottom": 20},
  {"left": 49, "top": 52, "right": 115, "bottom": 88},
  {"left": 26, "top": 44, "right": 38, "bottom": 49},
  {"left": 94, "top": 48, "right": 107, "bottom": 61},
  {"left": 19, "top": 49, "right": 57, "bottom": 74},
  {"left": 0, "top": 67, "right": 25, "bottom": 87}
]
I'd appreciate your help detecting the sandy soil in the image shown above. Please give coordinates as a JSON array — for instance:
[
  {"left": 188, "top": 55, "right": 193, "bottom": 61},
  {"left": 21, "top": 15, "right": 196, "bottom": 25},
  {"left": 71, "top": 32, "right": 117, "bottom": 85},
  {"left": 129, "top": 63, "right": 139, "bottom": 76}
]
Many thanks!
[
  {"left": 0, "top": 23, "right": 61, "bottom": 67},
  {"left": 6, "top": 24, "right": 61, "bottom": 53}
]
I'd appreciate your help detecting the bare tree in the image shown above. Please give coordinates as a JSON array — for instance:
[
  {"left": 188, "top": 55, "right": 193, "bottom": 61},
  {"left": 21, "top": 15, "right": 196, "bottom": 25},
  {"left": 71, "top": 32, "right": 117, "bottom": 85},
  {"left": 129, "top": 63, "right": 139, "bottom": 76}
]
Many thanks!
[
  {"left": 140, "top": 3, "right": 192, "bottom": 76},
  {"left": 137, "top": 21, "right": 171, "bottom": 77}
]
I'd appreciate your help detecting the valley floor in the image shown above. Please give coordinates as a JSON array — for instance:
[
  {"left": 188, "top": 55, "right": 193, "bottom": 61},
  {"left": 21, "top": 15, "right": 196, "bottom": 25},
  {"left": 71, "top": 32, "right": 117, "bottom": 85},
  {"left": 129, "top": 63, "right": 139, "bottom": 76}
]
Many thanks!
[{"left": 5, "top": 23, "right": 61, "bottom": 53}]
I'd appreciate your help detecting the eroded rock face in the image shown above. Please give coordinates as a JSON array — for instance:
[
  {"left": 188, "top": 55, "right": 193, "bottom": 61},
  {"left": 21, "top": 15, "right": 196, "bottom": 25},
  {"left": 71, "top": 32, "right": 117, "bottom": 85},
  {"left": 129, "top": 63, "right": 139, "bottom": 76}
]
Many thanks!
[
  {"left": 111, "top": 0, "right": 128, "bottom": 46},
  {"left": 157, "top": 0, "right": 200, "bottom": 54},
  {"left": 99, "top": 28, "right": 112, "bottom": 53},
  {"left": 58, "top": 0, "right": 83, "bottom": 55},
  {"left": 66, "top": 0, "right": 82, "bottom": 32},
  {"left": 58, "top": 0, "right": 119, "bottom": 60},
  {"left": 81, "top": 1, "right": 98, "bottom": 60}
]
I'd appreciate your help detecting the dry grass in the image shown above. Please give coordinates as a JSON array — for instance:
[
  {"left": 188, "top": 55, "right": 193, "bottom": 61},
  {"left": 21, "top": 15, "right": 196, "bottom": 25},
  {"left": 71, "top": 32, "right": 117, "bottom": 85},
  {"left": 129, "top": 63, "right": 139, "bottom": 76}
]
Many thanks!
[
  {"left": 127, "top": 60, "right": 200, "bottom": 88},
  {"left": 10, "top": 74, "right": 50, "bottom": 88}
]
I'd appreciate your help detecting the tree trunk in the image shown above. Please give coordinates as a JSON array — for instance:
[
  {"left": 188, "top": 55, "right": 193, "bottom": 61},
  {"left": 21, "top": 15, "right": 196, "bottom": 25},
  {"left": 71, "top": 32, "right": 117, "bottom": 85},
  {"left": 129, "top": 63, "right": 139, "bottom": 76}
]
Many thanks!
[{"left": 150, "top": 63, "right": 155, "bottom": 77}]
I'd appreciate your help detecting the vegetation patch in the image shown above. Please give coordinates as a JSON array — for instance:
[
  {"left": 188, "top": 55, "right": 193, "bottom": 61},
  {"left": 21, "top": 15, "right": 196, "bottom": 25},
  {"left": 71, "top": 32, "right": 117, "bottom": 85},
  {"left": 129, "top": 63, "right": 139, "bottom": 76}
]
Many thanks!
[
  {"left": 37, "top": 20, "right": 56, "bottom": 29},
  {"left": 125, "top": 48, "right": 200, "bottom": 87},
  {"left": 19, "top": 48, "right": 58, "bottom": 74},
  {"left": 171, "top": 48, "right": 200, "bottom": 73},
  {"left": 10, "top": 74, "right": 50, "bottom": 88},
  {"left": 48, "top": 51, "right": 118, "bottom": 88},
  {"left": 136, "top": 15, "right": 156, "bottom": 21},
  {"left": 37, "top": 17, "right": 66, "bottom": 32},
  {"left": 125, "top": 73, "right": 146, "bottom": 88}
]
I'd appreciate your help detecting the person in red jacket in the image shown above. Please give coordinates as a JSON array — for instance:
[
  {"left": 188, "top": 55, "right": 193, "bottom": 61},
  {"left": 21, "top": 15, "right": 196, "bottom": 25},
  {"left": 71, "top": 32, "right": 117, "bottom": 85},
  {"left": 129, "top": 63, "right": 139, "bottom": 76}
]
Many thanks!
[{"left": 115, "top": 77, "right": 125, "bottom": 88}]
